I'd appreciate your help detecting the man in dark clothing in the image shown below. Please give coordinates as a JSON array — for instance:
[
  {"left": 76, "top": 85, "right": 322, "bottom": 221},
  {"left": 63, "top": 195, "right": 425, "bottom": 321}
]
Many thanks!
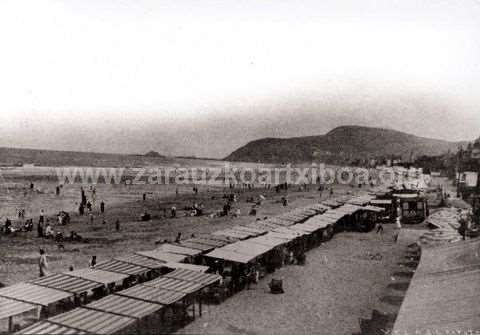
[
  {"left": 376, "top": 223, "right": 384, "bottom": 234},
  {"left": 100, "top": 201, "right": 105, "bottom": 214}
]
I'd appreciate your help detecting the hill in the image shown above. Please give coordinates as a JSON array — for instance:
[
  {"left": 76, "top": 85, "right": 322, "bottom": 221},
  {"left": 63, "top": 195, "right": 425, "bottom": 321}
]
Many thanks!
[
  {"left": 224, "top": 125, "right": 469, "bottom": 164},
  {"left": 143, "top": 150, "right": 165, "bottom": 158},
  {"left": 0, "top": 147, "right": 172, "bottom": 167}
]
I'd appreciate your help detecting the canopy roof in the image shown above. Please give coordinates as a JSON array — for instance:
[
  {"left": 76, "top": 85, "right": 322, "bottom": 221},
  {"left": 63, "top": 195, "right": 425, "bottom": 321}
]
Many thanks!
[
  {"left": 16, "top": 321, "right": 90, "bottom": 335},
  {"left": 0, "top": 296, "right": 37, "bottom": 320},
  {"left": 114, "top": 254, "right": 166, "bottom": 270},
  {"left": 0, "top": 283, "right": 72, "bottom": 307},
  {"left": 85, "top": 294, "right": 162, "bottom": 319},
  {"left": 49, "top": 307, "right": 136, "bottom": 335},
  {"left": 68, "top": 269, "right": 129, "bottom": 285},
  {"left": 136, "top": 250, "right": 188, "bottom": 263},
  {"left": 116, "top": 285, "right": 186, "bottom": 306},
  {"left": 30, "top": 273, "right": 103, "bottom": 295},
  {"left": 155, "top": 243, "right": 203, "bottom": 256},
  {"left": 95, "top": 260, "right": 150, "bottom": 276}
]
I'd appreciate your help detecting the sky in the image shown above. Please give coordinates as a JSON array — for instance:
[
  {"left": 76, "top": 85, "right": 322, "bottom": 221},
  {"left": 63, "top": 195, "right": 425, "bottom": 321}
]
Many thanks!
[{"left": 0, "top": 0, "right": 480, "bottom": 158}]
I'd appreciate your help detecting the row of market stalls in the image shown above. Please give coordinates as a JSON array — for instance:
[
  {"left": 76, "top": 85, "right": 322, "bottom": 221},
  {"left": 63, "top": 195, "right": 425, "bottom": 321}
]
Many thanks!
[
  {"left": 16, "top": 269, "right": 221, "bottom": 335},
  {"left": 2, "top": 195, "right": 385, "bottom": 334},
  {"left": 0, "top": 244, "right": 218, "bottom": 333},
  {"left": 201, "top": 196, "right": 385, "bottom": 287}
]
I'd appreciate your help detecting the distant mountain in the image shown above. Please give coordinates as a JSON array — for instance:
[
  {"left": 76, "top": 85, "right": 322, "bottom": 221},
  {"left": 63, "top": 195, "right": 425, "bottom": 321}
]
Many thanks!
[
  {"left": 0, "top": 147, "right": 171, "bottom": 167},
  {"left": 225, "top": 125, "right": 470, "bottom": 164},
  {"left": 143, "top": 150, "right": 164, "bottom": 158}
]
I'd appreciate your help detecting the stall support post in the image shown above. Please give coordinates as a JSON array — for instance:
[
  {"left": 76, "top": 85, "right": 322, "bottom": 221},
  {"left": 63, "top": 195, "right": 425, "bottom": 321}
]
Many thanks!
[{"left": 8, "top": 316, "right": 13, "bottom": 332}]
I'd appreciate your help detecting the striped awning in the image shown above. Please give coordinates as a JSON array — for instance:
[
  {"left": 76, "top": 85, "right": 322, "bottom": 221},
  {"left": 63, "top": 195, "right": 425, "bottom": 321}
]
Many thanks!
[
  {"left": 0, "top": 296, "right": 37, "bottom": 320},
  {"left": 205, "top": 249, "right": 254, "bottom": 264},
  {"left": 163, "top": 262, "right": 209, "bottom": 273},
  {"left": 95, "top": 260, "right": 150, "bottom": 276},
  {"left": 67, "top": 269, "right": 129, "bottom": 285},
  {"left": 136, "top": 250, "right": 188, "bottom": 263},
  {"left": 143, "top": 277, "right": 203, "bottom": 295},
  {"left": 0, "top": 283, "right": 72, "bottom": 307},
  {"left": 155, "top": 243, "right": 202, "bottom": 256},
  {"left": 247, "top": 235, "right": 288, "bottom": 248},
  {"left": 176, "top": 241, "right": 214, "bottom": 252},
  {"left": 230, "top": 226, "right": 267, "bottom": 235},
  {"left": 30, "top": 273, "right": 102, "bottom": 295},
  {"left": 164, "top": 269, "right": 221, "bottom": 286},
  {"left": 212, "top": 229, "right": 254, "bottom": 240},
  {"left": 49, "top": 307, "right": 136, "bottom": 335},
  {"left": 84, "top": 294, "right": 163, "bottom": 319},
  {"left": 116, "top": 285, "right": 186, "bottom": 306},
  {"left": 185, "top": 237, "right": 227, "bottom": 248},
  {"left": 15, "top": 320, "right": 90, "bottom": 335},
  {"left": 114, "top": 254, "right": 166, "bottom": 270}
]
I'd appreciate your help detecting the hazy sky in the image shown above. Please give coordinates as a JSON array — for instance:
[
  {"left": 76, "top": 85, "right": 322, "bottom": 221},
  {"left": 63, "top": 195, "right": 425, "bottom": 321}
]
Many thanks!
[{"left": 1, "top": 0, "right": 480, "bottom": 158}]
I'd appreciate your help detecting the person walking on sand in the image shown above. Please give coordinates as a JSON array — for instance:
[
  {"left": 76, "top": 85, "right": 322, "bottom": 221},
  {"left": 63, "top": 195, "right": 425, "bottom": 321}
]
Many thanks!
[
  {"left": 100, "top": 201, "right": 105, "bottom": 214},
  {"left": 89, "top": 255, "right": 97, "bottom": 269},
  {"left": 39, "top": 209, "right": 45, "bottom": 224},
  {"left": 39, "top": 249, "right": 48, "bottom": 277},
  {"left": 376, "top": 223, "right": 384, "bottom": 234}
]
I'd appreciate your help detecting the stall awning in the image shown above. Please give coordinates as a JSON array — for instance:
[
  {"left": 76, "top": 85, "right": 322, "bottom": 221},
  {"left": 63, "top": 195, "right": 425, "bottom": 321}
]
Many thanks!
[
  {"left": 164, "top": 269, "right": 221, "bottom": 286},
  {"left": 321, "top": 200, "right": 342, "bottom": 208},
  {"left": 223, "top": 240, "right": 273, "bottom": 256},
  {"left": 163, "top": 262, "right": 210, "bottom": 273},
  {"left": 114, "top": 254, "right": 166, "bottom": 270},
  {"left": 271, "top": 226, "right": 309, "bottom": 237},
  {"left": 362, "top": 205, "right": 385, "bottom": 213},
  {"left": 15, "top": 320, "right": 90, "bottom": 335},
  {"left": 230, "top": 225, "right": 267, "bottom": 235},
  {"left": 136, "top": 250, "right": 188, "bottom": 263},
  {"left": 177, "top": 240, "right": 215, "bottom": 252},
  {"left": 95, "top": 260, "right": 150, "bottom": 276},
  {"left": 49, "top": 307, "right": 136, "bottom": 335},
  {"left": 370, "top": 199, "right": 392, "bottom": 205},
  {"left": 143, "top": 277, "right": 203, "bottom": 295},
  {"left": 186, "top": 237, "right": 228, "bottom": 248},
  {"left": 0, "top": 296, "right": 37, "bottom": 320},
  {"left": 301, "top": 217, "right": 333, "bottom": 230},
  {"left": 0, "top": 283, "right": 72, "bottom": 307},
  {"left": 68, "top": 269, "right": 129, "bottom": 285},
  {"left": 30, "top": 273, "right": 103, "bottom": 295},
  {"left": 85, "top": 294, "right": 163, "bottom": 320},
  {"left": 346, "top": 196, "right": 374, "bottom": 206},
  {"left": 116, "top": 285, "right": 186, "bottom": 306},
  {"left": 205, "top": 249, "right": 255, "bottom": 264},
  {"left": 155, "top": 243, "right": 203, "bottom": 256},
  {"left": 212, "top": 229, "right": 256, "bottom": 240},
  {"left": 288, "top": 223, "right": 319, "bottom": 233},
  {"left": 247, "top": 235, "right": 289, "bottom": 248}
]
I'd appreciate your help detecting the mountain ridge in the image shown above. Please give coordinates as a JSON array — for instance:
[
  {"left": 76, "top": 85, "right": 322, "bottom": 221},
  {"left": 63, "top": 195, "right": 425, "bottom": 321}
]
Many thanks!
[{"left": 224, "top": 125, "right": 470, "bottom": 164}]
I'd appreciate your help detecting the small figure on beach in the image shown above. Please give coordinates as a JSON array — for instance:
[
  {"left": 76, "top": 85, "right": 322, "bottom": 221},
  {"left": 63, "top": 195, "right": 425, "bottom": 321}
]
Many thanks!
[
  {"left": 376, "top": 223, "right": 384, "bottom": 234},
  {"left": 39, "top": 249, "right": 48, "bottom": 277},
  {"left": 175, "top": 232, "right": 182, "bottom": 243},
  {"left": 100, "top": 201, "right": 105, "bottom": 214},
  {"left": 89, "top": 255, "right": 97, "bottom": 269}
]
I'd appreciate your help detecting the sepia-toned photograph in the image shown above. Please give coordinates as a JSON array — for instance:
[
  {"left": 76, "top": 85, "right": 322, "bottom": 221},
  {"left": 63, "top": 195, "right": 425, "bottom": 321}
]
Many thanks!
[{"left": 0, "top": 1, "right": 479, "bottom": 334}]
